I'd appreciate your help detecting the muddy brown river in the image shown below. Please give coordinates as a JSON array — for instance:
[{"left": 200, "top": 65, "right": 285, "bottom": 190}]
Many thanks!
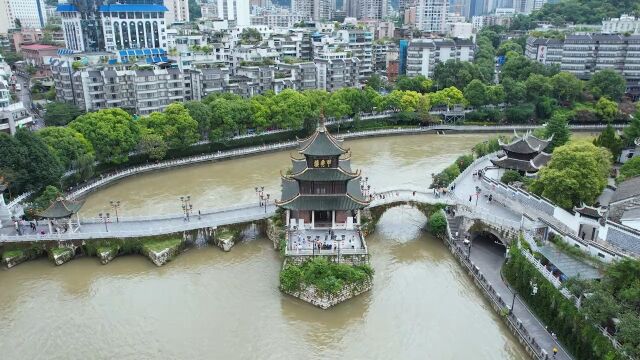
[{"left": 0, "top": 133, "right": 531, "bottom": 359}]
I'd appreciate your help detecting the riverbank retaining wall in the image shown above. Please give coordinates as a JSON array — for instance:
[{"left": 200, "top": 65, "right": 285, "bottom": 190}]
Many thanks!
[{"left": 442, "top": 212, "right": 549, "bottom": 360}]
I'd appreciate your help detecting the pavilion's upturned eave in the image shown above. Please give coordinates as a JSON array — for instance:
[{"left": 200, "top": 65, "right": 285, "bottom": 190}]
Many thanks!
[
  {"left": 276, "top": 194, "right": 369, "bottom": 211},
  {"left": 38, "top": 198, "right": 85, "bottom": 219},
  {"left": 490, "top": 157, "right": 539, "bottom": 173},
  {"left": 288, "top": 167, "right": 361, "bottom": 181}
]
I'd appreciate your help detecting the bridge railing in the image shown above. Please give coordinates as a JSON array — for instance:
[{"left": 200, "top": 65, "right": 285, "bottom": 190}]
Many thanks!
[
  {"left": 285, "top": 248, "right": 368, "bottom": 256},
  {"left": 81, "top": 203, "right": 274, "bottom": 224},
  {"left": 1, "top": 208, "right": 274, "bottom": 242}
]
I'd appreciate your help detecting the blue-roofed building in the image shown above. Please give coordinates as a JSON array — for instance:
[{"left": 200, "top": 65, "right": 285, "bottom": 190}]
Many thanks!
[
  {"left": 58, "top": 0, "right": 168, "bottom": 52},
  {"left": 99, "top": 2, "right": 168, "bottom": 51}
]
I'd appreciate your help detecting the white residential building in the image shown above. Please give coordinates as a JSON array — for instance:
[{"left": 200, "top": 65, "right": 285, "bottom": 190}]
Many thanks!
[
  {"left": 0, "top": 0, "right": 46, "bottom": 33},
  {"left": 416, "top": 0, "right": 447, "bottom": 33},
  {"left": 99, "top": 4, "right": 169, "bottom": 52},
  {"left": 405, "top": 38, "right": 474, "bottom": 77},
  {"left": 165, "top": 0, "right": 190, "bottom": 24},
  {"left": 359, "top": 0, "right": 387, "bottom": 20},
  {"left": 216, "top": 0, "right": 250, "bottom": 26},
  {"left": 602, "top": 14, "right": 640, "bottom": 35}
]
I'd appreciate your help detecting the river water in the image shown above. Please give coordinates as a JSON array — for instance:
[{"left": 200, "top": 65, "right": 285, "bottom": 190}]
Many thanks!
[{"left": 0, "top": 133, "right": 529, "bottom": 359}]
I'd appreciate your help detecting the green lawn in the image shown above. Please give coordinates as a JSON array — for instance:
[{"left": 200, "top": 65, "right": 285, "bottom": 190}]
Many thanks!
[
  {"left": 142, "top": 238, "right": 182, "bottom": 253},
  {"left": 2, "top": 249, "right": 24, "bottom": 259}
]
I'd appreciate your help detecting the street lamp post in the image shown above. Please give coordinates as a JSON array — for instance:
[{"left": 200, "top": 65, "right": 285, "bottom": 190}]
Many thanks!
[
  {"left": 255, "top": 186, "right": 269, "bottom": 213},
  {"left": 255, "top": 186, "right": 265, "bottom": 206},
  {"left": 510, "top": 291, "right": 516, "bottom": 315},
  {"left": 109, "top": 200, "right": 121, "bottom": 222},
  {"left": 180, "top": 196, "right": 193, "bottom": 222},
  {"left": 98, "top": 212, "right": 110, "bottom": 232}
]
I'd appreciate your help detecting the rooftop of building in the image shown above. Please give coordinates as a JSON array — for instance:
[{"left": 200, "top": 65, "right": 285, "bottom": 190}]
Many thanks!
[
  {"left": 610, "top": 176, "right": 640, "bottom": 204},
  {"left": 21, "top": 44, "right": 59, "bottom": 51},
  {"left": 499, "top": 130, "right": 552, "bottom": 154}
]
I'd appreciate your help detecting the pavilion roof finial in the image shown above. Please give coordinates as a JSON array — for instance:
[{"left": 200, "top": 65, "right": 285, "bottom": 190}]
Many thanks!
[{"left": 318, "top": 107, "right": 326, "bottom": 130}]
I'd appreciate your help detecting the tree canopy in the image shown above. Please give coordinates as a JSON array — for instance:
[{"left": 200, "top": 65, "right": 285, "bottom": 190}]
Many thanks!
[
  {"left": 69, "top": 108, "right": 140, "bottom": 163},
  {"left": 593, "top": 123, "right": 623, "bottom": 162},
  {"left": 587, "top": 69, "right": 626, "bottom": 101},
  {"left": 14, "top": 129, "right": 63, "bottom": 192},
  {"left": 618, "top": 157, "right": 640, "bottom": 182},
  {"left": 37, "top": 126, "right": 95, "bottom": 169},
  {"left": 531, "top": 141, "right": 611, "bottom": 209},
  {"left": 139, "top": 103, "right": 199, "bottom": 149},
  {"left": 43, "top": 102, "right": 83, "bottom": 126}
]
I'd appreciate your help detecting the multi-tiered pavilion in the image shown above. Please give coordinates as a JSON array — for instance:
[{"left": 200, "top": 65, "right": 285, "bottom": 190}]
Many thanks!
[
  {"left": 491, "top": 131, "right": 553, "bottom": 175},
  {"left": 276, "top": 121, "right": 370, "bottom": 256}
]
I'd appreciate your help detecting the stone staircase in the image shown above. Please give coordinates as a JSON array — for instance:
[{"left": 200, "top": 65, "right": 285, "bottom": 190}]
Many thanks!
[{"left": 446, "top": 212, "right": 463, "bottom": 241}]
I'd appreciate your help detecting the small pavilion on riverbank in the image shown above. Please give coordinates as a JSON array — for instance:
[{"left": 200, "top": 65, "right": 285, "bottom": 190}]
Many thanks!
[
  {"left": 37, "top": 197, "right": 84, "bottom": 234},
  {"left": 276, "top": 118, "right": 370, "bottom": 256},
  {"left": 491, "top": 131, "right": 552, "bottom": 175}
]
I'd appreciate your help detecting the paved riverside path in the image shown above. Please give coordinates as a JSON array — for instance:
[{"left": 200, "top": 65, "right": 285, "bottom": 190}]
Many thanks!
[
  {"left": 449, "top": 156, "right": 573, "bottom": 360},
  {"left": 466, "top": 238, "right": 571, "bottom": 360}
]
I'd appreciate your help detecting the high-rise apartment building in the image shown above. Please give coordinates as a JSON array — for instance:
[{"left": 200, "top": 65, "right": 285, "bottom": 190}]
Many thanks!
[
  {"left": 164, "top": 0, "right": 189, "bottom": 24},
  {"left": 416, "top": 0, "right": 447, "bottom": 33},
  {"left": 0, "top": 0, "right": 47, "bottom": 33},
  {"left": 216, "top": 0, "right": 250, "bottom": 26},
  {"left": 292, "top": 0, "right": 330, "bottom": 21},
  {"left": 358, "top": 0, "right": 386, "bottom": 20}
]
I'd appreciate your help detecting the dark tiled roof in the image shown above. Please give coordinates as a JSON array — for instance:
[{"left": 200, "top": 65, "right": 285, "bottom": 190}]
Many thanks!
[
  {"left": 298, "top": 127, "right": 346, "bottom": 156},
  {"left": 37, "top": 198, "right": 84, "bottom": 219},
  {"left": 280, "top": 178, "right": 299, "bottom": 202},
  {"left": 574, "top": 205, "right": 603, "bottom": 219},
  {"left": 611, "top": 176, "right": 640, "bottom": 204},
  {"left": 532, "top": 152, "right": 551, "bottom": 168},
  {"left": 500, "top": 133, "right": 550, "bottom": 154},
  {"left": 278, "top": 195, "right": 367, "bottom": 211},
  {"left": 491, "top": 157, "right": 539, "bottom": 172},
  {"left": 291, "top": 158, "right": 306, "bottom": 173}
]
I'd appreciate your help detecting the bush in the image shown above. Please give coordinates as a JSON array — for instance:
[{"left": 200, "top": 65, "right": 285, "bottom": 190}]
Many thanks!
[
  {"left": 431, "top": 164, "right": 460, "bottom": 188},
  {"left": 501, "top": 170, "right": 522, "bottom": 184},
  {"left": 280, "top": 257, "right": 374, "bottom": 295},
  {"left": 618, "top": 157, "right": 640, "bottom": 182},
  {"left": 455, "top": 154, "right": 474, "bottom": 172},
  {"left": 428, "top": 211, "right": 448, "bottom": 237},
  {"left": 504, "top": 245, "right": 621, "bottom": 359}
]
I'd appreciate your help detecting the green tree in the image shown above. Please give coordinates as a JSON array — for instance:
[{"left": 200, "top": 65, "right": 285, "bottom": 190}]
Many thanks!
[
  {"left": 69, "top": 108, "right": 140, "bottom": 163},
  {"left": 139, "top": 103, "right": 199, "bottom": 149},
  {"left": 0, "top": 132, "right": 28, "bottom": 194},
  {"left": 618, "top": 157, "right": 640, "bottom": 182},
  {"left": 270, "top": 89, "right": 312, "bottom": 129},
  {"left": 497, "top": 40, "right": 523, "bottom": 56},
  {"left": 0, "top": 50, "right": 23, "bottom": 66},
  {"left": 593, "top": 123, "right": 623, "bottom": 161},
  {"left": 531, "top": 141, "right": 611, "bottom": 209},
  {"left": 594, "top": 97, "right": 619, "bottom": 121},
  {"left": 137, "top": 133, "right": 168, "bottom": 160},
  {"left": 623, "top": 105, "right": 640, "bottom": 145},
  {"left": 208, "top": 96, "right": 252, "bottom": 137},
  {"left": 428, "top": 211, "right": 448, "bottom": 238},
  {"left": 14, "top": 128, "right": 63, "bottom": 191},
  {"left": 502, "top": 78, "right": 527, "bottom": 104},
  {"left": 463, "top": 79, "right": 488, "bottom": 108},
  {"left": 525, "top": 74, "right": 552, "bottom": 100},
  {"left": 501, "top": 170, "right": 523, "bottom": 184},
  {"left": 31, "top": 185, "right": 62, "bottom": 212},
  {"left": 395, "top": 75, "right": 432, "bottom": 93},
  {"left": 587, "top": 69, "right": 626, "bottom": 100},
  {"left": 398, "top": 90, "right": 422, "bottom": 112},
  {"left": 37, "top": 127, "right": 95, "bottom": 169},
  {"left": 429, "top": 86, "right": 465, "bottom": 108},
  {"left": 433, "top": 60, "right": 484, "bottom": 89},
  {"left": 365, "top": 74, "right": 384, "bottom": 91},
  {"left": 545, "top": 112, "right": 571, "bottom": 151},
  {"left": 43, "top": 101, "right": 83, "bottom": 126},
  {"left": 184, "top": 101, "right": 213, "bottom": 138},
  {"left": 551, "top": 72, "right": 583, "bottom": 104}
]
